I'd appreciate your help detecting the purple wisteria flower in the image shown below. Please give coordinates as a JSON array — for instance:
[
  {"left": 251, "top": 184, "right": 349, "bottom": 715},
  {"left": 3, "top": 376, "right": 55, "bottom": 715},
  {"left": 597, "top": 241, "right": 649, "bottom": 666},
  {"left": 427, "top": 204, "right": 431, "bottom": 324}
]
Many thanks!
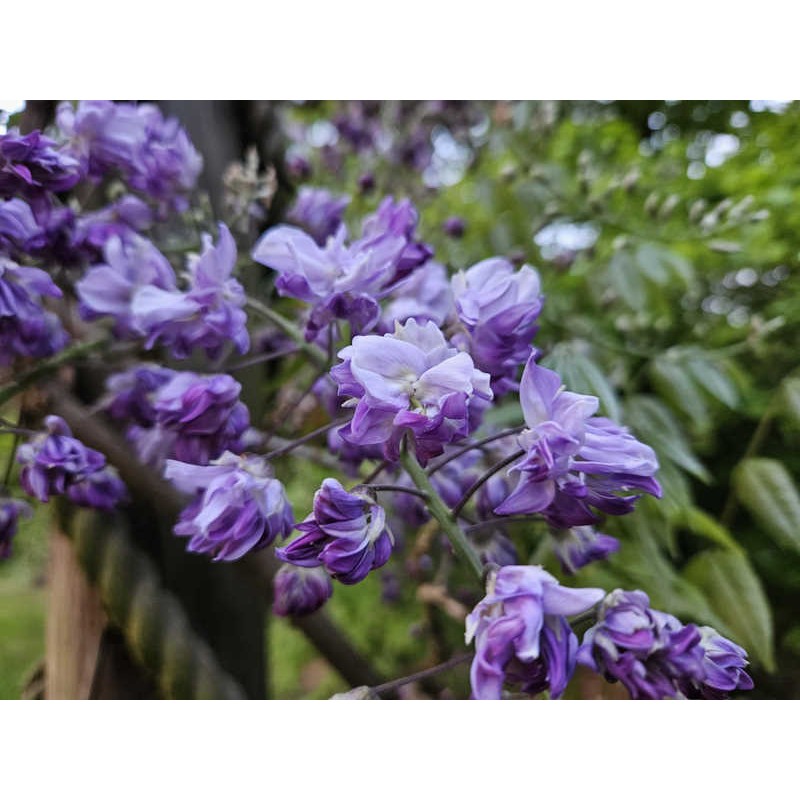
[
  {"left": 57, "top": 100, "right": 202, "bottom": 212},
  {"left": 451, "top": 258, "right": 544, "bottom": 395},
  {"left": 132, "top": 223, "right": 249, "bottom": 359},
  {"left": 252, "top": 197, "right": 431, "bottom": 341},
  {"left": 0, "top": 129, "right": 82, "bottom": 207},
  {"left": 286, "top": 186, "right": 350, "bottom": 245},
  {"left": 273, "top": 564, "right": 333, "bottom": 617},
  {"left": 467, "top": 527, "right": 519, "bottom": 568},
  {"left": 577, "top": 589, "right": 712, "bottom": 700},
  {"left": 442, "top": 216, "right": 466, "bottom": 239},
  {"left": 165, "top": 452, "right": 294, "bottom": 562},
  {"left": 684, "top": 626, "right": 754, "bottom": 699},
  {"left": 103, "top": 364, "right": 176, "bottom": 427},
  {"left": 77, "top": 233, "right": 177, "bottom": 338},
  {"left": 74, "top": 195, "right": 153, "bottom": 250},
  {"left": 465, "top": 565, "right": 605, "bottom": 699},
  {"left": 277, "top": 478, "right": 393, "bottom": 585},
  {"left": 65, "top": 466, "right": 128, "bottom": 511},
  {"left": 0, "top": 256, "right": 68, "bottom": 364},
  {"left": 17, "top": 416, "right": 126, "bottom": 510},
  {"left": 0, "top": 198, "right": 44, "bottom": 254},
  {"left": 495, "top": 357, "right": 660, "bottom": 526},
  {"left": 379, "top": 260, "right": 453, "bottom": 332},
  {"left": 551, "top": 526, "right": 620, "bottom": 575},
  {"left": 0, "top": 498, "right": 32, "bottom": 560},
  {"left": 332, "top": 319, "right": 492, "bottom": 464}
]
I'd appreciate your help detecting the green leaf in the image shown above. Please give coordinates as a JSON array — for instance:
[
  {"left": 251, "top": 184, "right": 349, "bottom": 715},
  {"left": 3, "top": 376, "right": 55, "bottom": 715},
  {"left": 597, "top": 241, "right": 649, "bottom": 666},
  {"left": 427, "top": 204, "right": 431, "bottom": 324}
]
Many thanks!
[
  {"left": 678, "top": 507, "right": 742, "bottom": 553},
  {"left": 624, "top": 396, "right": 711, "bottom": 482},
  {"left": 684, "top": 354, "right": 738, "bottom": 408},
  {"left": 684, "top": 549, "right": 775, "bottom": 671},
  {"left": 649, "top": 357, "right": 710, "bottom": 433},
  {"left": 779, "top": 376, "right": 800, "bottom": 427},
  {"left": 733, "top": 457, "right": 800, "bottom": 552},
  {"left": 607, "top": 249, "right": 646, "bottom": 310}
]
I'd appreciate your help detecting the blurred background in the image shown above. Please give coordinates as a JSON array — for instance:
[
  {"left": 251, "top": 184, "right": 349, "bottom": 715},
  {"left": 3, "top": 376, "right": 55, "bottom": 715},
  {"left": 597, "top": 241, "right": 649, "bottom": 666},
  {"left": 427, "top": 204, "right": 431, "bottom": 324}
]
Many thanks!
[{"left": 0, "top": 100, "right": 798, "bottom": 699}]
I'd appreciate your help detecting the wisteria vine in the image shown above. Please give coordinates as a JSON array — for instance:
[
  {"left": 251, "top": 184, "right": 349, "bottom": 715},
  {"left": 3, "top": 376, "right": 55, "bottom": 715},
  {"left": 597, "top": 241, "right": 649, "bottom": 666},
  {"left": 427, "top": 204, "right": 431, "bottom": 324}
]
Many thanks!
[{"left": 0, "top": 100, "right": 753, "bottom": 700}]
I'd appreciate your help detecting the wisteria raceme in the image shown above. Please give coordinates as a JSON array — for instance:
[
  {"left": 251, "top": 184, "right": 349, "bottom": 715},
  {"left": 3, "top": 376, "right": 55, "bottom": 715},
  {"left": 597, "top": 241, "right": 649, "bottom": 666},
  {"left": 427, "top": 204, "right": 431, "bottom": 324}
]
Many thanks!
[
  {"left": 0, "top": 256, "right": 69, "bottom": 364},
  {"left": 0, "top": 498, "right": 32, "bottom": 561},
  {"left": 77, "top": 233, "right": 177, "bottom": 337},
  {"left": 465, "top": 565, "right": 605, "bottom": 699},
  {"left": 287, "top": 186, "right": 350, "bottom": 245},
  {"left": 273, "top": 564, "right": 333, "bottom": 617},
  {"left": 132, "top": 223, "right": 249, "bottom": 358},
  {"left": 550, "top": 526, "right": 620, "bottom": 575},
  {"left": 575, "top": 589, "right": 750, "bottom": 700},
  {"left": 252, "top": 197, "right": 431, "bottom": 341},
  {"left": 451, "top": 258, "right": 544, "bottom": 395},
  {"left": 0, "top": 129, "right": 82, "bottom": 207},
  {"left": 495, "top": 356, "right": 661, "bottom": 526},
  {"left": 57, "top": 100, "right": 202, "bottom": 211},
  {"left": 165, "top": 452, "right": 294, "bottom": 561},
  {"left": 332, "top": 319, "right": 492, "bottom": 464},
  {"left": 16, "top": 416, "right": 126, "bottom": 510},
  {"left": 0, "top": 198, "right": 44, "bottom": 253},
  {"left": 277, "top": 478, "right": 393, "bottom": 585}
]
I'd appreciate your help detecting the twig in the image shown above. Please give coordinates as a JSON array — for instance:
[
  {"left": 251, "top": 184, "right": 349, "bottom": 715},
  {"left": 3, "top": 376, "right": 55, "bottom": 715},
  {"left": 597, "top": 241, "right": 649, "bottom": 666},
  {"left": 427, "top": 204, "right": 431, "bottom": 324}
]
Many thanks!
[
  {"left": 367, "top": 652, "right": 472, "bottom": 698},
  {"left": 425, "top": 426, "right": 526, "bottom": 476},
  {"left": 262, "top": 418, "right": 347, "bottom": 460},
  {"left": 450, "top": 449, "right": 525, "bottom": 518}
]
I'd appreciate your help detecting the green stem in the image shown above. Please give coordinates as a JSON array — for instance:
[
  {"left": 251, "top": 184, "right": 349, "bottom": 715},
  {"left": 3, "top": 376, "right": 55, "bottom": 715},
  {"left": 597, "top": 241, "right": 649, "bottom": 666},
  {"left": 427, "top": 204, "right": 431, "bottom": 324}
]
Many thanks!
[
  {"left": 399, "top": 441, "right": 484, "bottom": 582},
  {"left": 0, "top": 338, "right": 109, "bottom": 408},
  {"left": 245, "top": 298, "right": 327, "bottom": 368}
]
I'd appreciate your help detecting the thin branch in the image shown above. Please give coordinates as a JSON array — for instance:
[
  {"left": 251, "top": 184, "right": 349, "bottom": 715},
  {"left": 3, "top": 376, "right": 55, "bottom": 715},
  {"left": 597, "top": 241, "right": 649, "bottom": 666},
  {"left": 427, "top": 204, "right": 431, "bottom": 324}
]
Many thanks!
[
  {"left": 245, "top": 297, "right": 327, "bottom": 367},
  {"left": 363, "top": 484, "right": 429, "bottom": 501},
  {"left": 367, "top": 652, "right": 472, "bottom": 698},
  {"left": 226, "top": 346, "right": 301, "bottom": 372},
  {"left": 425, "top": 426, "right": 526, "bottom": 476},
  {"left": 262, "top": 418, "right": 347, "bottom": 460},
  {"left": 450, "top": 449, "right": 525, "bottom": 519}
]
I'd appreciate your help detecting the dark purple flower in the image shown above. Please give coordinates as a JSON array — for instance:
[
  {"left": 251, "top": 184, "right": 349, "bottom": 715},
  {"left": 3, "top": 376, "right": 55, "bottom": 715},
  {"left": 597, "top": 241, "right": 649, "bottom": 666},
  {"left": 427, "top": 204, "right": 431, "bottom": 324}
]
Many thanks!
[
  {"left": 273, "top": 564, "right": 333, "bottom": 617},
  {"left": 132, "top": 223, "right": 249, "bottom": 359},
  {"left": 551, "top": 525, "right": 620, "bottom": 575},
  {"left": 165, "top": 452, "right": 294, "bottom": 562},
  {"left": 577, "top": 589, "right": 708, "bottom": 700},
  {"left": 103, "top": 365, "right": 176, "bottom": 427},
  {"left": 0, "top": 256, "right": 69, "bottom": 364},
  {"left": 357, "top": 172, "right": 376, "bottom": 194},
  {"left": 149, "top": 371, "right": 250, "bottom": 466},
  {"left": 495, "top": 357, "right": 660, "bottom": 526},
  {"left": 74, "top": 195, "right": 153, "bottom": 249},
  {"left": 331, "top": 319, "right": 492, "bottom": 464},
  {"left": 465, "top": 565, "right": 605, "bottom": 699},
  {"left": 65, "top": 466, "right": 128, "bottom": 511},
  {"left": 17, "top": 416, "right": 108, "bottom": 503},
  {"left": 277, "top": 478, "right": 393, "bottom": 585},
  {"left": 0, "top": 129, "right": 82, "bottom": 206},
  {"left": 287, "top": 186, "right": 350, "bottom": 245},
  {"left": 77, "top": 234, "right": 177, "bottom": 338},
  {"left": 443, "top": 216, "right": 466, "bottom": 238},
  {"left": 0, "top": 498, "right": 32, "bottom": 560},
  {"left": 451, "top": 258, "right": 543, "bottom": 395},
  {"left": 286, "top": 153, "right": 312, "bottom": 182},
  {"left": 683, "top": 626, "right": 754, "bottom": 699}
]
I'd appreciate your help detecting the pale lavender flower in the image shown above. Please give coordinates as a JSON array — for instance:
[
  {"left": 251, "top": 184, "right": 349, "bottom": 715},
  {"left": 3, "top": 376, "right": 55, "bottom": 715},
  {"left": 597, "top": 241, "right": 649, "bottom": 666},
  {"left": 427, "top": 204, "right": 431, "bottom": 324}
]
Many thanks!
[
  {"left": 551, "top": 526, "right": 620, "bottom": 575},
  {"left": 379, "top": 260, "right": 454, "bottom": 332},
  {"left": 331, "top": 318, "right": 492, "bottom": 464},
  {"left": 451, "top": 258, "right": 543, "bottom": 395},
  {"left": 465, "top": 565, "right": 605, "bottom": 699},
  {"left": 577, "top": 589, "right": 708, "bottom": 700},
  {"left": 132, "top": 223, "right": 249, "bottom": 359},
  {"left": 273, "top": 564, "right": 333, "bottom": 617},
  {"left": 0, "top": 498, "right": 32, "bottom": 560},
  {"left": 277, "top": 478, "right": 393, "bottom": 585},
  {"left": 165, "top": 452, "right": 294, "bottom": 562},
  {"left": 287, "top": 186, "right": 350, "bottom": 245},
  {"left": 495, "top": 357, "right": 660, "bottom": 526},
  {"left": 77, "top": 234, "right": 177, "bottom": 337},
  {"left": 0, "top": 256, "right": 68, "bottom": 364}
]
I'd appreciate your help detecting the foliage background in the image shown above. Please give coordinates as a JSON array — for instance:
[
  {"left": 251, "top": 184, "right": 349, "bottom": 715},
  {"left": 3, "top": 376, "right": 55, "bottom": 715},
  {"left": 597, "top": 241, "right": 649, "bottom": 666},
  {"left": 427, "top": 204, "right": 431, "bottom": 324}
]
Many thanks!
[{"left": 1, "top": 99, "right": 798, "bottom": 698}]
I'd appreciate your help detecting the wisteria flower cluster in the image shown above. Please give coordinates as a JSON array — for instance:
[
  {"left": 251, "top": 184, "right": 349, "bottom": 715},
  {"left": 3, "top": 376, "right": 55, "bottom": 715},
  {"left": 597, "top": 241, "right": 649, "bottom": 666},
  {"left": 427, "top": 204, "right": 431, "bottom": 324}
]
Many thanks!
[{"left": 0, "top": 100, "right": 754, "bottom": 701}]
